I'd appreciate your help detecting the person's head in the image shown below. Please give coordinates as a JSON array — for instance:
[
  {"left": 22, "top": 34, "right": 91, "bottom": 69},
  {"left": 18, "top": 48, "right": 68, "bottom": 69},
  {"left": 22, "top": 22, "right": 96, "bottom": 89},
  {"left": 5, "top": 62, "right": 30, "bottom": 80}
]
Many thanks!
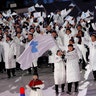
[
  {"left": 77, "top": 30, "right": 84, "bottom": 37},
  {"left": 77, "top": 24, "right": 82, "bottom": 31},
  {"left": 68, "top": 44, "right": 74, "bottom": 52},
  {"left": 4, "top": 26, "right": 10, "bottom": 31},
  {"left": 7, "top": 16, "right": 12, "bottom": 21},
  {"left": 30, "top": 24, "right": 35, "bottom": 28},
  {"left": 51, "top": 30, "right": 57, "bottom": 38},
  {"left": 46, "top": 25, "right": 51, "bottom": 31},
  {"left": 23, "top": 22, "right": 29, "bottom": 29},
  {"left": 4, "top": 30, "right": 9, "bottom": 35},
  {"left": 91, "top": 34, "right": 96, "bottom": 42},
  {"left": 29, "top": 27, "right": 35, "bottom": 33},
  {"left": 16, "top": 32, "right": 21, "bottom": 38},
  {"left": 28, "top": 33, "right": 33, "bottom": 41},
  {"left": 80, "top": 19, "right": 86, "bottom": 27},
  {"left": 36, "top": 26, "right": 40, "bottom": 31},
  {"left": 6, "top": 35, "right": 12, "bottom": 42},
  {"left": 16, "top": 27, "right": 22, "bottom": 33},
  {"left": 57, "top": 10, "right": 61, "bottom": 15},
  {"left": 69, "top": 39, "right": 74, "bottom": 44},
  {"left": 56, "top": 50, "right": 62, "bottom": 56},
  {"left": 33, "top": 74, "right": 38, "bottom": 80},
  {"left": 36, "top": 26, "right": 41, "bottom": 33},
  {"left": 66, "top": 29, "right": 71, "bottom": 35}
]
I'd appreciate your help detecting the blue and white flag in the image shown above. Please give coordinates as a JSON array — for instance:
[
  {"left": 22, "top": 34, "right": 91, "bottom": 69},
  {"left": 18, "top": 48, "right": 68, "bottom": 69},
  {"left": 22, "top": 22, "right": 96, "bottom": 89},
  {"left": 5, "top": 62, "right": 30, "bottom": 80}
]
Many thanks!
[{"left": 17, "top": 34, "right": 57, "bottom": 70}]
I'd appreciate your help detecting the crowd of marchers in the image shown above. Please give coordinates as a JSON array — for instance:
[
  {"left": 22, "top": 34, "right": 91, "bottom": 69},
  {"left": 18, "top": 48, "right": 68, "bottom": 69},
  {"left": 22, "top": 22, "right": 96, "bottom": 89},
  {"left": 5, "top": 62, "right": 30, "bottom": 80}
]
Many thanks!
[{"left": 0, "top": 4, "right": 96, "bottom": 96}]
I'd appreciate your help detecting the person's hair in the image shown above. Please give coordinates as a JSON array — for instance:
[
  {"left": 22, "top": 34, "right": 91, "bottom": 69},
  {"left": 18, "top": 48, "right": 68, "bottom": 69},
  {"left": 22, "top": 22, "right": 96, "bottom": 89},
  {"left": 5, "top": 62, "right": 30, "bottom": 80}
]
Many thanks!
[
  {"left": 66, "top": 28, "right": 71, "bottom": 33},
  {"left": 28, "top": 33, "right": 33, "bottom": 37},
  {"left": 78, "top": 30, "right": 84, "bottom": 37},
  {"left": 91, "top": 34, "right": 96, "bottom": 38},
  {"left": 76, "top": 24, "right": 82, "bottom": 28},
  {"left": 6, "top": 35, "right": 13, "bottom": 40},
  {"left": 29, "top": 27, "right": 35, "bottom": 31},
  {"left": 33, "top": 73, "right": 39, "bottom": 78},
  {"left": 69, "top": 38, "right": 74, "bottom": 43},
  {"left": 68, "top": 44, "right": 73, "bottom": 47},
  {"left": 51, "top": 30, "right": 58, "bottom": 36},
  {"left": 56, "top": 50, "right": 61, "bottom": 55}
]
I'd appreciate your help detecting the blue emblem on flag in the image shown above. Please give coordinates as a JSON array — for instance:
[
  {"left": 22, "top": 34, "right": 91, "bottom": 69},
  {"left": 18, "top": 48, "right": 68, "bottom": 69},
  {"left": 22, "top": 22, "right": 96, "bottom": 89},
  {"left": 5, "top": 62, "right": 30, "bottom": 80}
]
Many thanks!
[{"left": 30, "top": 41, "right": 38, "bottom": 53}]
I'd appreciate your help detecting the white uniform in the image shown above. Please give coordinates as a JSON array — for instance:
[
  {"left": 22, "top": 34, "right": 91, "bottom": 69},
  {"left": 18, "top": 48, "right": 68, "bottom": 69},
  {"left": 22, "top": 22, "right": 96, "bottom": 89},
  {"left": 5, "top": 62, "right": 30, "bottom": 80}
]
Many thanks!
[
  {"left": 3, "top": 41, "right": 16, "bottom": 69},
  {"left": 88, "top": 41, "right": 96, "bottom": 71},
  {"left": 54, "top": 55, "right": 66, "bottom": 84},
  {"left": 49, "top": 36, "right": 63, "bottom": 63},
  {"left": 75, "top": 37, "right": 87, "bottom": 62},
  {"left": 58, "top": 27, "right": 66, "bottom": 45},
  {"left": 49, "top": 46, "right": 58, "bottom": 64},
  {"left": 66, "top": 49, "right": 80, "bottom": 83},
  {"left": 56, "top": 36, "right": 64, "bottom": 50},
  {"left": 63, "top": 34, "right": 73, "bottom": 51},
  {"left": 30, "top": 84, "right": 44, "bottom": 96},
  {"left": 26, "top": 83, "right": 44, "bottom": 96},
  {"left": 73, "top": 44, "right": 82, "bottom": 59},
  {"left": 54, "top": 8, "right": 72, "bottom": 25},
  {"left": 70, "top": 27, "right": 77, "bottom": 37},
  {"left": 0, "top": 42, "right": 4, "bottom": 62},
  {"left": 13, "top": 37, "right": 25, "bottom": 58}
]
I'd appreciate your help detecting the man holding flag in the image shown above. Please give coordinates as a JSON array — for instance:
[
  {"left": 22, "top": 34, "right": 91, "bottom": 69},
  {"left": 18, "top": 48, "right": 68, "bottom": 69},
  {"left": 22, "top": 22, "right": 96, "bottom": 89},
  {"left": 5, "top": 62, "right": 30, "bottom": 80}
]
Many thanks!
[
  {"left": 17, "top": 33, "right": 57, "bottom": 74},
  {"left": 24, "top": 33, "right": 38, "bottom": 75}
]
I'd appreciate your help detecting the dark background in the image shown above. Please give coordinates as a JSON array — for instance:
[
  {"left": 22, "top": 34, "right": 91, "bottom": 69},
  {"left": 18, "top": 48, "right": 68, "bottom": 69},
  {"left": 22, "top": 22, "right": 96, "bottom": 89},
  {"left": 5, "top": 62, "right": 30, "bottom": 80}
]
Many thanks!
[
  {"left": 0, "top": 0, "right": 96, "bottom": 18},
  {"left": 0, "top": 0, "right": 95, "bottom": 10}
]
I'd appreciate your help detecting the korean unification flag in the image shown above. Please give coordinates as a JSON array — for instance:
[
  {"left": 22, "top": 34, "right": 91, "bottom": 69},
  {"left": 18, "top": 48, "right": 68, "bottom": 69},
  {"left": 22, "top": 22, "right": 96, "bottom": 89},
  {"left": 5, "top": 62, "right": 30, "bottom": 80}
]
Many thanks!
[{"left": 17, "top": 34, "right": 57, "bottom": 70}]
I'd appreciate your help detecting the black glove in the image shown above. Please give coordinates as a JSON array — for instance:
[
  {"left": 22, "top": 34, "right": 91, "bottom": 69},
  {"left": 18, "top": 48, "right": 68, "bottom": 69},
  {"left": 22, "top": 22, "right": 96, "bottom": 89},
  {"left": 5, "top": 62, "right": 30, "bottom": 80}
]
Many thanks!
[
  {"left": 64, "top": 59, "right": 67, "bottom": 63},
  {"left": 22, "top": 39, "right": 26, "bottom": 43},
  {"left": 48, "top": 50, "right": 52, "bottom": 55},
  {"left": 62, "top": 54, "right": 65, "bottom": 59},
  {"left": 31, "top": 87, "right": 37, "bottom": 91},
  {"left": 14, "top": 55, "right": 16, "bottom": 59},
  {"left": 79, "top": 59, "right": 82, "bottom": 64},
  {"left": 36, "top": 87, "right": 40, "bottom": 89}
]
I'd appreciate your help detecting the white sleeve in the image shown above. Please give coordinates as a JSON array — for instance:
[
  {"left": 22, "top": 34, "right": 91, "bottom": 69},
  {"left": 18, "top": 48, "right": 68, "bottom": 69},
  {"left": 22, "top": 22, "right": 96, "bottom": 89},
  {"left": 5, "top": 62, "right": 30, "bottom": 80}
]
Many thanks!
[
  {"left": 13, "top": 43, "right": 17, "bottom": 55},
  {"left": 75, "top": 46, "right": 82, "bottom": 59},
  {"left": 92, "top": 23, "right": 96, "bottom": 30},
  {"left": 55, "top": 56, "right": 62, "bottom": 63},
  {"left": 26, "top": 85, "right": 31, "bottom": 91},
  {"left": 83, "top": 37, "right": 90, "bottom": 46},
  {"left": 62, "top": 9, "right": 72, "bottom": 18},
  {"left": 36, "top": 84, "right": 45, "bottom": 89}
]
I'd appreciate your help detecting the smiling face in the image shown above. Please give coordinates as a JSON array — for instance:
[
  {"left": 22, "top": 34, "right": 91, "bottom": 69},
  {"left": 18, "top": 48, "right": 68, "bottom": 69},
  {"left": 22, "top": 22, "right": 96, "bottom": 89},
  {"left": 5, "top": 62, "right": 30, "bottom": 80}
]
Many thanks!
[{"left": 57, "top": 50, "right": 63, "bottom": 56}]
